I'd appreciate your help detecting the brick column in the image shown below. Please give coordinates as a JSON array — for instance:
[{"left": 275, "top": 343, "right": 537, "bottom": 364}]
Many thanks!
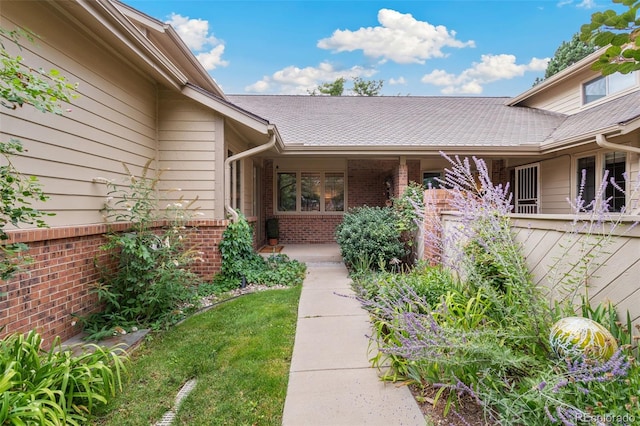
[
  {"left": 394, "top": 160, "right": 408, "bottom": 198},
  {"left": 422, "top": 189, "right": 452, "bottom": 265}
]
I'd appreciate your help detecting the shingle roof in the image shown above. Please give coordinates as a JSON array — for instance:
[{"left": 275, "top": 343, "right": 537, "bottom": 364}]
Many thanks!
[
  {"left": 227, "top": 92, "right": 640, "bottom": 151},
  {"left": 227, "top": 95, "right": 566, "bottom": 149},
  {"left": 546, "top": 90, "right": 640, "bottom": 143}
]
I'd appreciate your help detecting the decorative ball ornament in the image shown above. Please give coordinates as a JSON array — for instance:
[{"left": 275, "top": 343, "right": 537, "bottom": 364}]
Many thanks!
[{"left": 549, "top": 316, "right": 618, "bottom": 361}]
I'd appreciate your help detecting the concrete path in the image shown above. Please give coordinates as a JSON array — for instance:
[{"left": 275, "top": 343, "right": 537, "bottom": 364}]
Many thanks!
[{"left": 280, "top": 244, "right": 425, "bottom": 426}]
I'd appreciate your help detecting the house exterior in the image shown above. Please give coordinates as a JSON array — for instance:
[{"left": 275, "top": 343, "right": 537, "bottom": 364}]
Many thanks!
[
  {"left": 0, "top": 0, "right": 282, "bottom": 341},
  {"left": 1, "top": 0, "right": 639, "bottom": 341}
]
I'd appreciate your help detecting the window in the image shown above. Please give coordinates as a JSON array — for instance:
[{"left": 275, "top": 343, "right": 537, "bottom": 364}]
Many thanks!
[
  {"left": 301, "top": 173, "right": 321, "bottom": 211},
  {"left": 583, "top": 72, "right": 636, "bottom": 104},
  {"left": 604, "top": 152, "right": 626, "bottom": 212},
  {"left": 277, "top": 172, "right": 296, "bottom": 211},
  {"left": 276, "top": 171, "right": 345, "bottom": 213},
  {"left": 576, "top": 156, "right": 596, "bottom": 207},
  {"left": 228, "top": 150, "right": 242, "bottom": 211},
  {"left": 324, "top": 173, "right": 345, "bottom": 211},
  {"left": 422, "top": 171, "right": 442, "bottom": 189},
  {"left": 576, "top": 152, "right": 626, "bottom": 212}
]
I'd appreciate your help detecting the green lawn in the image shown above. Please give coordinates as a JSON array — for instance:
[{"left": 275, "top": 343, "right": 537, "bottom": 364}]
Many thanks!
[{"left": 92, "top": 286, "right": 301, "bottom": 426}]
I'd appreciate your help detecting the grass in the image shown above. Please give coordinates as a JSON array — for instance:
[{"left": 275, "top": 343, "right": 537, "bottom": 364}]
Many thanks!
[{"left": 91, "top": 286, "right": 301, "bottom": 426}]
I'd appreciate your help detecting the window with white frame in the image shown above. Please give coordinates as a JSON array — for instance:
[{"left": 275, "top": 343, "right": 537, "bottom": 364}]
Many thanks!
[
  {"left": 276, "top": 171, "right": 344, "bottom": 213},
  {"left": 583, "top": 72, "right": 637, "bottom": 104},
  {"left": 576, "top": 152, "right": 626, "bottom": 212},
  {"left": 228, "top": 150, "right": 242, "bottom": 211}
]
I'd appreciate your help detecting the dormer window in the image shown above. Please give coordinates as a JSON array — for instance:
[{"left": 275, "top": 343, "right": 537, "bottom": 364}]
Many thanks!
[{"left": 583, "top": 72, "right": 637, "bottom": 104}]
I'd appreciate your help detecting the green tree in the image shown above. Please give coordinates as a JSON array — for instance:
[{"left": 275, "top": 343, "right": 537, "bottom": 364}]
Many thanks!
[
  {"left": 352, "top": 77, "right": 384, "bottom": 96},
  {"left": 309, "top": 76, "right": 385, "bottom": 96},
  {"left": 0, "top": 27, "right": 77, "bottom": 280},
  {"left": 308, "top": 77, "right": 346, "bottom": 96},
  {"left": 537, "top": 33, "right": 597, "bottom": 85},
  {"left": 580, "top": 0, "right": 640, "bottom": 75}
]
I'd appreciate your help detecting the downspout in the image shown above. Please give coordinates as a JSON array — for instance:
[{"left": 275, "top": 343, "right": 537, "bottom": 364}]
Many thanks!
[
  {"left": 595, "top": 133, "right": 640, "bottom": 154},
  {"left": 225, "top": 130, "right": 277, "bottom": 222}
]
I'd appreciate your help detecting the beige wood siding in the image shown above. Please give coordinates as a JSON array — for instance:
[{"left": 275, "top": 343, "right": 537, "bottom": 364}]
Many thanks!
[
  {"left": 521, "top": 76, "right": 583, "bottom": 114},
  {"left": 1, "top": 2, "right": 157, "bottom": 227},
  {"left": 158, "top": 90, "right": 218, "bottom": 218},
  {"left": 511, "top": 216, "right": 640, "bottom": 328},
  {"left": 441, "top": 213, "right": 640, "bottom": 330},
  {"left": 539, "top": 156, "right": 571, "bottom": 214},
  {"left": 520, "top": 68, "right": 639, "bottom": 115}
]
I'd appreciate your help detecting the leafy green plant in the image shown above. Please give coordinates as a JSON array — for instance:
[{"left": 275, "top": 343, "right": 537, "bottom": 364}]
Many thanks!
[
  {"left": 86, "top": 162, "right": 203, "bottom": 338},
  {"left": 0, "top": 330, "right": 127, "bottom": 425},
  {"left": 356, "top": 153, "right": 640, "bottom": 425},
  {"left": 336, "top": 206, "right": 406, "bottom": 271},
  {"left": 218, "top": 213, "right": 259, "bottom": 286},
  {"left": 0, "top": 26, "right": 76, "bottom": 282},
  {"left": 393, "top": 181, "right": 425, "bottom": 235},
  {"left": 213, "top": 214, "right": 305, "bottom": 293}
]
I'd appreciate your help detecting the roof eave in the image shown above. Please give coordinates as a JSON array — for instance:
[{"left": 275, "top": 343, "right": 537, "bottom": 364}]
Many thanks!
[
  {"left": 277, "top": 144, "right": 543, "bottom": 157},
  {"left": 114, "top": 1, "right": 226, "bottom": 98},
  {"left": 541, "top": 112, "right": 640, "bottom": 153},
  {"left": 65, "top": 0, "right": 188, "bottom": 89},
  {"left": 506, "top": 46, "right": 609, "bottom": 106},
  {"left": 181, "top": 85, "right": 285, "bottom": 151}
]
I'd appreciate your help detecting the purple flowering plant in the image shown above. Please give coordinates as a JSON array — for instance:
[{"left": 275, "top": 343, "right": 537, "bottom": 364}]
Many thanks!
[{"left": 353, "top": 152, "right": 640, "bottom": 424}]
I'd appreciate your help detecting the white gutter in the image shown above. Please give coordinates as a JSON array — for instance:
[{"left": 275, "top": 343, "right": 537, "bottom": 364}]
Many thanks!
[
  {"left": 595, "top": 134, "right": 640, "bottom": 154},
  {"left": 225, "top": 130, "right": 277, "bottom": 222}
]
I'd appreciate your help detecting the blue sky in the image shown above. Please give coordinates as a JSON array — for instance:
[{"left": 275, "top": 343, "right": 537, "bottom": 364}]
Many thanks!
[{"left": 124, "top": 0, "right": 616, "bottom": 97}]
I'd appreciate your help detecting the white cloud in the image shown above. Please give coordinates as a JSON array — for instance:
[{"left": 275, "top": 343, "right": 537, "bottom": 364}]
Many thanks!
[
  {"left": 245, "top": 80, "right": 271, "bottom": 93},
  {"left": 166, "top": 13, "right": 228, "bottom": 70},
  {"left": 245, "top": 62, "right": 377, "bottom": 94},
  {"left": 577, "top": 0, "right": 597, "bottom": 8},
  {"left": 389, "top": 77, "right": 407, "bottom": 85},
  {"left": 196, "top": 45, "right": 229, "bottom": 70},
  {"left": 422, "top": 54, "right": 550, "bottom": 94},
  {"left": 317, "top": 9, "right": 475, "bottom": 64},
  {"left": 557, "top": 0, "right": 596, "bottom": 8}
]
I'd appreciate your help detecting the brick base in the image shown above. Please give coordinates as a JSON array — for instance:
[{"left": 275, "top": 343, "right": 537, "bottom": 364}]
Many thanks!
[{"left": 1, "top": 219, "right": 230, "bottom": 344}]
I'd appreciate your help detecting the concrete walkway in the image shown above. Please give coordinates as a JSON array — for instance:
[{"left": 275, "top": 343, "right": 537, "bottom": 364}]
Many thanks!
[{"left": 280, "top": 244, "right": 425, "bottom": 426}]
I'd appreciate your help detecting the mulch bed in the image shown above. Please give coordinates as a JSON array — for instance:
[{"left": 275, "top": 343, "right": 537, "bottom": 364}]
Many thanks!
[{"left": 410, "top": 384, "right": 492, "bottom": 425}]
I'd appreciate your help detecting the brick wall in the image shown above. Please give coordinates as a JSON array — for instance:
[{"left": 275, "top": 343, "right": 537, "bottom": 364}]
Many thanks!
[
  {"left": 0, "top": 220, "right": 229, "bottom": 343},
  {"left": 265, "top": 159, "right": 402, "bottom": 213},
  {"left": 263, "top": 158, "right": 413, "bottom": 244},
  {"left": 184, "top": 219, "right": 230, "bottom": 279},
  {"left": 394, "top": 163, "right": 408, "bottom": 199},
  {"left": 408, "top": 160, "right": 421, "bottom": 185},
  {"left": 347, "top": 159, "right": 397, "bottom": 208},
  {"left": 278, "top": 215, "right": 343, "bottom": 244}
]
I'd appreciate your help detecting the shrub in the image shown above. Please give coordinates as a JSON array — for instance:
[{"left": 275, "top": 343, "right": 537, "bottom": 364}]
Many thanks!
[
  {"left": 393, "top": 182, "right": 426, "bottom": 264},
  {"left": 357, "top": 153, "right": 640, "bottom": 424},
  {"left": 336, "top": 206, "right": 406, "bottom": 271},
  {"left": 212, "top": 214, "right": 306, "bottom": 293},
  {"left": 85, "top": 162, "right": 203, "bottom": 338},
  {"left": 0, "top": 330, "right": 127, "bottom": 425}
]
